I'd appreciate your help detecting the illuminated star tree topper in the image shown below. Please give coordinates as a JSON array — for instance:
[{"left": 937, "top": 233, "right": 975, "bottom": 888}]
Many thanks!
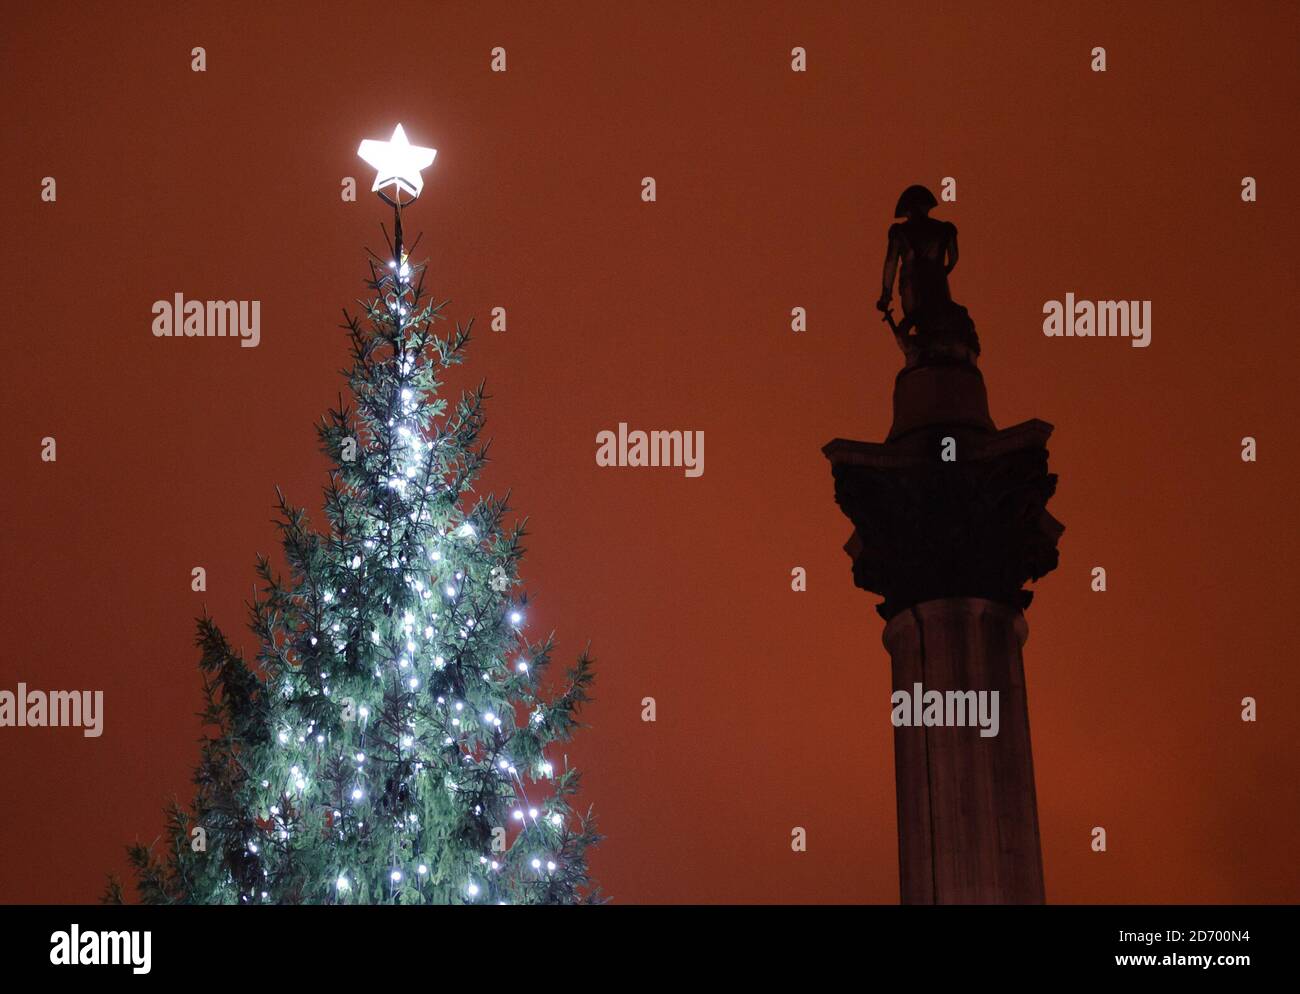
[
  {"left": 357, "top": 123, "right": 438, "bottom": 205},
  {"left": 358, "top": 123, "right": 438, "bottom": 265}
]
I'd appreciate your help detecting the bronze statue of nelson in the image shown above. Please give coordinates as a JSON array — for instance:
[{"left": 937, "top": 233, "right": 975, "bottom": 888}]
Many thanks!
[{"left": 876, "top": 185, "right": 980, "bottom": 363}]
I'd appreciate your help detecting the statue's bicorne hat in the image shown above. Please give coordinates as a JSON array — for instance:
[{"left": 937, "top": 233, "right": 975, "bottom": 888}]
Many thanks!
[{"left": 894, "top": 184, "right": 938, "bottom": 218}]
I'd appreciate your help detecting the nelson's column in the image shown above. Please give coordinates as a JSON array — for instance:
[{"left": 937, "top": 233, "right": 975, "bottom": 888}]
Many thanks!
[{"left": 824, "top": 185, "right": 1063, "bottom": 903}]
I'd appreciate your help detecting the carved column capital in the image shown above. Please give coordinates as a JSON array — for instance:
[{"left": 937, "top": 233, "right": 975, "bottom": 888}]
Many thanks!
[{"left": 824, "top": 420, "right": 1063, "bottom": 620}]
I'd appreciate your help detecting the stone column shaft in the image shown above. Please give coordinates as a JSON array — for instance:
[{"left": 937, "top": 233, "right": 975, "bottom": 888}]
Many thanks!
[{"left": 885, "top": 598, "right": 1044, "bottom": 904}]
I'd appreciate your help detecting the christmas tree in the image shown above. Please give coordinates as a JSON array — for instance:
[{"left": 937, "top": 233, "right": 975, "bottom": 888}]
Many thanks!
[{"left": 116, "top": 125, "right": 599, "bottom": 905}]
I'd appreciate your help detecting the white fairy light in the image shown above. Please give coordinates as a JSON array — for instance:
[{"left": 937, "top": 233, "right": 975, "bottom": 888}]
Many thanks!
[{"left": 337, "top": 876, "right": 349, "bottom": 891}]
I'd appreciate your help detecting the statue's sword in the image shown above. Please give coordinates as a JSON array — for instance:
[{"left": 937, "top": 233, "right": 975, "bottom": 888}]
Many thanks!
[{"left": 881, "top": 305, "right": 912, "bottom": 355}]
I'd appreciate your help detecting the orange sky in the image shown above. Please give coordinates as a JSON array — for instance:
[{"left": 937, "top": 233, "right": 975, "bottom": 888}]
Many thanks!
[{"left": 2, "top": 0, "right": 1298, "bottom": 903}]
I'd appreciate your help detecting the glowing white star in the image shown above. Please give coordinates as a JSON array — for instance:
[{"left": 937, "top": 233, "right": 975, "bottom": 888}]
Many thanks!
[{"left": 357, "top": 124, "right": 437, "bottom": 201}]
